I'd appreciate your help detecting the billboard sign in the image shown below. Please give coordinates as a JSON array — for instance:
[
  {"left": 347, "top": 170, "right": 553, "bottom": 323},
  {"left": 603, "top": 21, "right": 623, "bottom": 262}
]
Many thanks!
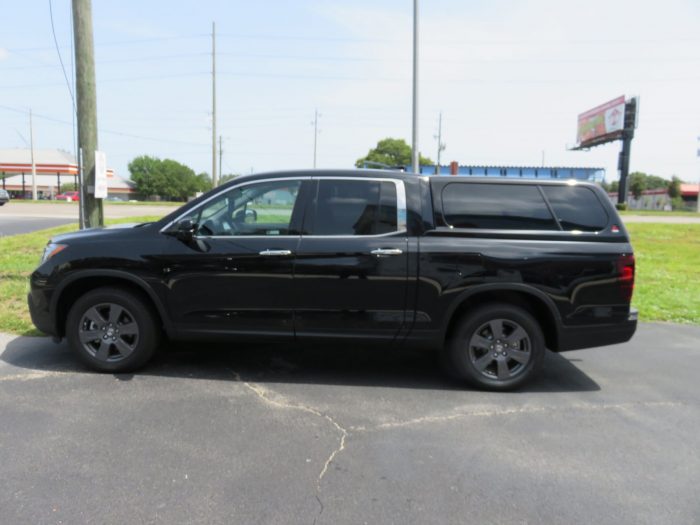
[{"left": 576, "top": 96, "right": 626, "bottom": 147}]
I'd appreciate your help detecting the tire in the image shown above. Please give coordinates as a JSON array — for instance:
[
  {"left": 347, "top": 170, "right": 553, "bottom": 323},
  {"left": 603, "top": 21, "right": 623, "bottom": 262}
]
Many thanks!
[
  {"left": 66, "top": 287, "right": 160, "bottom": 373},
  {"left": 444, "top": 303, "right": 545, "bottom": 391}
]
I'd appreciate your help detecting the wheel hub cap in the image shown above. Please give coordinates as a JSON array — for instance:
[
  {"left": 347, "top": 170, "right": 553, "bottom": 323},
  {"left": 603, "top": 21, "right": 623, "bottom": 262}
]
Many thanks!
[{"left": 467, "top": 318, "right": 532, "bottom": 381}]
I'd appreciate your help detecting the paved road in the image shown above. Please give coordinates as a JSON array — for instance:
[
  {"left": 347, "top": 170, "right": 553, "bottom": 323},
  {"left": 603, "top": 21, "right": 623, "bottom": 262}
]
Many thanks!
[
  {"left": 623, "top": 214, "right": 700, "bottom": 223},
  {"left": 0, "top": 202, "right": 177, "bottom": 219},
  {"left": 0, "top": 216, "right": 75, "bottom": 236},
  {"left": 1, "top": 323, "right": 698, "bottom": 524}
]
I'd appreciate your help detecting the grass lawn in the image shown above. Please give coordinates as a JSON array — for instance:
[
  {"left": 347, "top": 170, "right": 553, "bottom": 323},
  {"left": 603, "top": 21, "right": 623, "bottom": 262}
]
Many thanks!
[
  {"left": 620, "top": 209, "right": 699, "bottom": 216},
  {"left": 626, "top": 223, "right": 700, "bottom": 324},
  {"left": 0, "top": 221, "right": 698, "bottom": 336},
  {"left": 0, "top": 216, "right": 158, "bottom": 336},
  {"left": 14, "top": 200, "right": 181, "bottom": 206}
]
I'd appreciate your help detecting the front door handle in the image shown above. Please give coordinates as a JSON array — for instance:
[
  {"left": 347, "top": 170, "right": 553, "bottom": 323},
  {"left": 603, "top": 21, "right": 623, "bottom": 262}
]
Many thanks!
[
  {"left": 259, "top": 249, "right": 293, "bottom": 256},
  {"left": 370, "top": 248, "right": 403, "bottom": 257}
]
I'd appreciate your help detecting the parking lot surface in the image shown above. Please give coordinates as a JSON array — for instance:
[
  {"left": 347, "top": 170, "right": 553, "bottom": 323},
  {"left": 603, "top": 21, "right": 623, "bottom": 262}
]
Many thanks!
[
  {"left": 1, "top": 323, "right": 699, "bottom": 524},
  {"left": 0, "top": 216, "right": 75, "bottom": 236}
]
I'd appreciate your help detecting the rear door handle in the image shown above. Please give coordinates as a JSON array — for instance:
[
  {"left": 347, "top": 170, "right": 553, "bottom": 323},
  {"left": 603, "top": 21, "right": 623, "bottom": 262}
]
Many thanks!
[
  {"left": 259, "top": 249, "right": 293, "bottom": 256},
  {"left": 371, "top": 248, "right": 403, "bottom": 257}
]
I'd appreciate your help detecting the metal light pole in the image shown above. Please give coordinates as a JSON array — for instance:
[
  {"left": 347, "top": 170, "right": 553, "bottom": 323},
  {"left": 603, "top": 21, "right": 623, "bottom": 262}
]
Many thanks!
[
  {"left": 211, "top": 21, "right": 218, "bottom": 187},
  {"left": 29, "top": 109, "right": 37, "bottom": 200},
  {"left": 312, "top": 109, "right": 320, "bottom": 168},
  {"left": 411, "top": 0, "right": 419, "bottom": 174}
]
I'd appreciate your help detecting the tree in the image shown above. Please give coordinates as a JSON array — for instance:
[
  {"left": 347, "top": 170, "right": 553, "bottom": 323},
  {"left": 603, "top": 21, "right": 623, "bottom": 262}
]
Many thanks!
[
  {"left": 128, "top": 156, "right": 211, "bottom": 201},
  {"left": 628, "top": 173, "right": 646, "bottom": 199},
  {"left": 626, "top": 172, "right": 670, "bottom": 199},
  {"left": 128, "top": 155, "right": 164, "bottom": 199},
  {"left": 668, "top": 175, "right": 682, "bottom": 198},
  {"left": 356, "top": 138, "right": 433, "bottom": 169},
  {"left": 219, "top": 173, "right": 240, "bottom": 184}
]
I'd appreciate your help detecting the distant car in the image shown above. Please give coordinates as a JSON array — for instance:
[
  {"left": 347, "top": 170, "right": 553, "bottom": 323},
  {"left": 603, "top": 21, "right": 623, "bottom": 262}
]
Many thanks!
[
  {"left": 0, "top": 189, "right": 10, "bottom": 205},
  {"left": 56, "top": 191, "right": 80, "bottom": 202}
]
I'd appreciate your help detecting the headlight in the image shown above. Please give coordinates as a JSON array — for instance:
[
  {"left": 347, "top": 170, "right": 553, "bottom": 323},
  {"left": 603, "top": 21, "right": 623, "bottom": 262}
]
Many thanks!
[{"left": 41, "top": 243, "right": 67, "bottom": 264}]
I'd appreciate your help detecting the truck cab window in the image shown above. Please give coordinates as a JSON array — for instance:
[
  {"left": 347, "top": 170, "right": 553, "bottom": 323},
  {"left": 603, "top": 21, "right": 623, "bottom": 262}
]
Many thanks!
[{"left": 308, "top": 180, "right": 398, "bottom": 236}]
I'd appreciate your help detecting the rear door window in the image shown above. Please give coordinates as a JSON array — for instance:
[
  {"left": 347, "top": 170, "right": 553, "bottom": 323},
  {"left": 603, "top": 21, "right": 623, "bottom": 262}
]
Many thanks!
[
  {"left": 541, "top": 186, "right": 609, "bottom": 231},
  {"left": 308, "top": 179, "right": 398, "bottom": 235},
  {"left": 441, "top": 183, "right": 557, "bottom": 230}
]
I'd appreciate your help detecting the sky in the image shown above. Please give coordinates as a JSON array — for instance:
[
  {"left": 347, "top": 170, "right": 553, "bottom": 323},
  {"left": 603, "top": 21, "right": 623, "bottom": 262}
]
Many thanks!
[{"left": 1, "top": 0, "right": 699, "bottom": 183}]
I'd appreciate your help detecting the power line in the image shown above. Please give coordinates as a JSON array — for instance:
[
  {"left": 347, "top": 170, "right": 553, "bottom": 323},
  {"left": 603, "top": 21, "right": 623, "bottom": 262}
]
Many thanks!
[
  {"left": 48, "top": 0, "right": 75, "bottom": 107},
  {"left": 6, "top": 34, "right": 208, "bottom": 53},
  {"left": 1, "top": 52, "right": 208, "bottom": 70},
  {"left": 0, "top": 104, "right": 210, "bottom": 147}
]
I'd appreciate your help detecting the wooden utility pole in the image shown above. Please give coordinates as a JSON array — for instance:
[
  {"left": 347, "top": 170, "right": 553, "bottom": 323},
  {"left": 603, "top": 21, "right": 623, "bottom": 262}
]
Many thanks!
[
  {"left": 434, "top": 112, "right": 445, "bottom": 175},
  {"left": 219, "top": 135, "right": 223, "bottom": 179},
  {"left": 211, "top": 21, "right": 218, "bottom": 187},
  {"left": 72, "top": 0, "right": 102, "bottom": 227}
]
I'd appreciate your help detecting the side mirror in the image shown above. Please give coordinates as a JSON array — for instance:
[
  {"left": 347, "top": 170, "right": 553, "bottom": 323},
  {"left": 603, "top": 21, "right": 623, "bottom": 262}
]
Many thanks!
[{"left": 173, "top": 218, "right": 196, "bottom": 241}]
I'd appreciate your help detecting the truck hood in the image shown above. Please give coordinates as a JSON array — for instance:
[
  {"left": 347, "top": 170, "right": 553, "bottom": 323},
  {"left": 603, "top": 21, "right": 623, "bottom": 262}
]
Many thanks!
[{"left": 52, "top": 222, "right": 152, "bottom": 244}]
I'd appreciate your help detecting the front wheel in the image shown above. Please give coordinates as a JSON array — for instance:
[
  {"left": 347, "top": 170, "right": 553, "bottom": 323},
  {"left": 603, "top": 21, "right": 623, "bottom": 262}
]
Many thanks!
[
  {"left": 444, "top": 303, "right": 545, "bottom": 391},
  {"left": 66, "top": 287, "right": 160, "bottom": 373}
]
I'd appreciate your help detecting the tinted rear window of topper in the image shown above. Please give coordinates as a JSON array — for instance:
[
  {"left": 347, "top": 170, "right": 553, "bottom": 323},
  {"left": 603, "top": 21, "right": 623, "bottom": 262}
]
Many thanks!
[
  {"left": 441, "top": 183, "right": 556, "bottom": 230},
  {"left": 541, "top": 185, "right": 609, "bottom": 232},
  {"left": 441, "top": 183, "right": 609, "bottom": 232}
]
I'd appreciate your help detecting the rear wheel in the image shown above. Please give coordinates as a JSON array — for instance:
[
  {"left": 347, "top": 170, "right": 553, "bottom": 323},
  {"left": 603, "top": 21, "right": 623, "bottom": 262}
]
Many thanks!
[
  {"left": 445, "top": 303, "right": 545, "bottom": 391},
  {"left": 66, "top": 287, "right": 160, "bottom": 373}
]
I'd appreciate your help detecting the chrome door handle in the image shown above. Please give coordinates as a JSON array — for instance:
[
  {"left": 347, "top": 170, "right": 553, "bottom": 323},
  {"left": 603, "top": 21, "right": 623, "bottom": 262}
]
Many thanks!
[
  {"left": 371, "top": 248, "right": 403, "bottom": 257},
  {"left": 259, "top": 249, "right": 293, "bottom": 256}
]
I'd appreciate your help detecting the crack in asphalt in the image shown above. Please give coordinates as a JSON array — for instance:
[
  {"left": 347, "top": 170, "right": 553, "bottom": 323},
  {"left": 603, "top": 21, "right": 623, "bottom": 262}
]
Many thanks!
[
  {"left": 229, "top": 369, "right": 348, "bottom": 486},
  {"left": 351, "top": 400, "right": 690, "bottom": 431}
]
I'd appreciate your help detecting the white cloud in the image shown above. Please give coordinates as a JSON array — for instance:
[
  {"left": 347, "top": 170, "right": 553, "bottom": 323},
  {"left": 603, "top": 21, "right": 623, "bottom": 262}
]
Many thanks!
[{"left": 0, "top": 48, "right": 9, "bottom": 61}]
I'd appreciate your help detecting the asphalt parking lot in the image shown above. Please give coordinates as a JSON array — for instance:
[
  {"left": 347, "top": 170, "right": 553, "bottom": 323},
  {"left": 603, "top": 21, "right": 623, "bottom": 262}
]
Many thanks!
[
  {"left": 0, "top": 216, "right": 76, "bottom": 236},
  {"left": 1, "top": 323, "right": 699, "bottom": 524}
]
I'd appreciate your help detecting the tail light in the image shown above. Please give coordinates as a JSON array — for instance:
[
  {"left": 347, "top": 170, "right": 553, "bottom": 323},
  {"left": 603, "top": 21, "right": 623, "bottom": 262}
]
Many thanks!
[{"left": 617, "top": 254, "right": 635, "bottom": 302}]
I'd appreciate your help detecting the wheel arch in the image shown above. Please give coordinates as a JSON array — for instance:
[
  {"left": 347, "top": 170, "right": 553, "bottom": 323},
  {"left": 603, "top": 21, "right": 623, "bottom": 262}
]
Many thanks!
[
  {"left": 52, "top": 270, "right": 172, "bottom": 338},
  {"left": 442, "top": 285, "right": 561, "bottom": 351}
]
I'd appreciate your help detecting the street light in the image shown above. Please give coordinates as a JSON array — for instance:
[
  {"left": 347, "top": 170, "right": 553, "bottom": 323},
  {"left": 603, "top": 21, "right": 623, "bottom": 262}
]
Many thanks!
[{"left": 411, "top": 0, "right": 419, "bottom": 174}]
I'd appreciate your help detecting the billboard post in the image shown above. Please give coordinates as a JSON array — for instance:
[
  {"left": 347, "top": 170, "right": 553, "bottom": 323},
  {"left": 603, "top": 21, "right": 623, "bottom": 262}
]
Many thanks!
[
  {"left": 616, "top": 98, "right": 637, "bottom": 205},
  {"left": 571, "top": 95, "right": 638, "bottom": 205}
]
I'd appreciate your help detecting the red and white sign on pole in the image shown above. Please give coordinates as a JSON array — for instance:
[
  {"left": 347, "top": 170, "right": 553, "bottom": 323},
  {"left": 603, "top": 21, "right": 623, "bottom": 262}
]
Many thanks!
[
  {"left": 94, "top": 150, "right": 108, "bottom": 199},
  {"left": 576, "top": 96, "right": 626, "bottom": 147}
]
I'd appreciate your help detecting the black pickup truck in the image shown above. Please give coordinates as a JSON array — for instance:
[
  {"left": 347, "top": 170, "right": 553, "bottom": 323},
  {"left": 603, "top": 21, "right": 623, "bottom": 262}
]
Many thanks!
[{"left": 28, "top": 170, "right": 637, "bottom": 390}]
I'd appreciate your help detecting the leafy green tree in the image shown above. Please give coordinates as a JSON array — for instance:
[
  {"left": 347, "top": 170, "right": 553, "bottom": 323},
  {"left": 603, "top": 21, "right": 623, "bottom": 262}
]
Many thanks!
[
  {"left": 628, "top": 173, "right": 646, "bottom": 199},
  {"left": 356, "top": 138, "right": 433, "bottom": 169},
  {"left": 668, "top": 175, "right": 682, "bottom": 198},
  {"left": 128, "top": 156, "right": 210, "bottom": 201},
  {"left": 219, "top": 173, "right": 240, "bottom": 184},
  {"left": 128, "top": 156, "right": 164, "bottom": 199},
  {"left": 626, "top": 172, "right": 670, "bottom": 199}
]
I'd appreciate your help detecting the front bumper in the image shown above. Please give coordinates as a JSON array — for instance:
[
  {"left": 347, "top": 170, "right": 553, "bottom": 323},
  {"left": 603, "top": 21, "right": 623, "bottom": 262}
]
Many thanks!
[
  {"left": 556, "top": 309, "right": 638, "bottom": 352},
  {"left": 27, "top": 289, "right": 57, "bottom": 337}
]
